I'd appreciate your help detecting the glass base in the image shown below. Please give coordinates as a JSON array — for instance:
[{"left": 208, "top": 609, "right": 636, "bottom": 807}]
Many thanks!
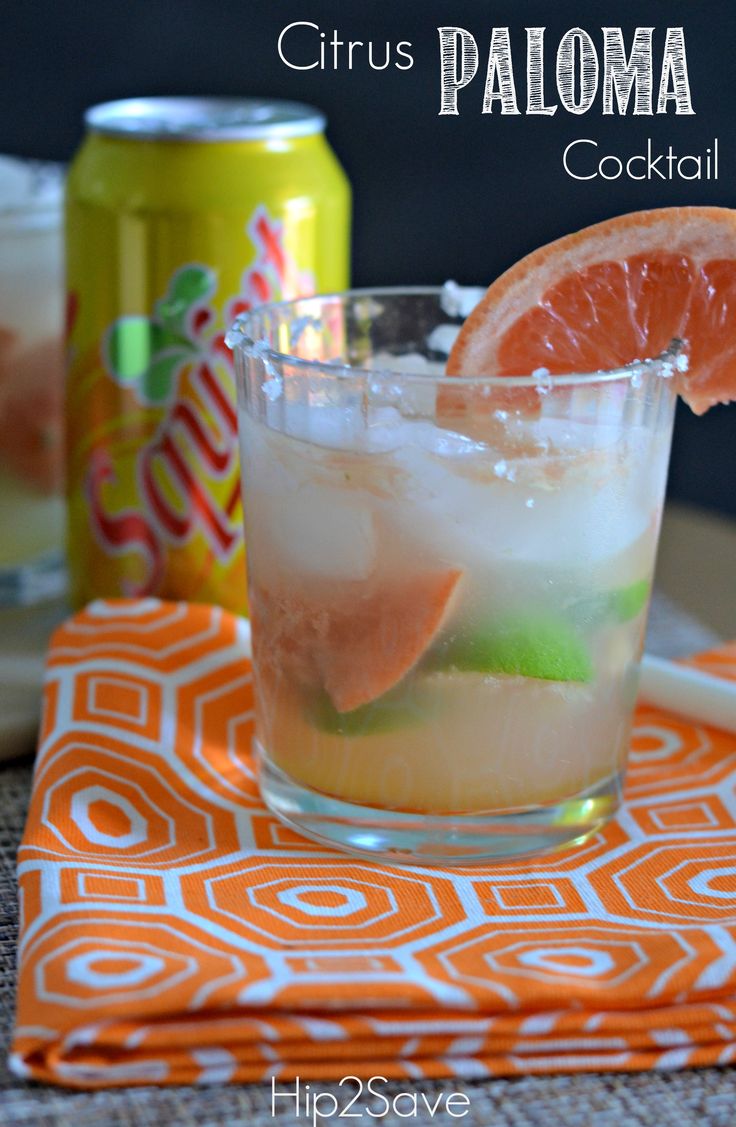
[{"left": 256, "top": 742, "right": 623, "bottom": 866}]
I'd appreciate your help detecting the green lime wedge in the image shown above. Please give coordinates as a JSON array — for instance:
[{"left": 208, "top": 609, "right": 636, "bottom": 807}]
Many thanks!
[
  {"left": 571, "top": 578, "right": 650, "bottom": 627},
  {"left": 435, "top": 614, "right": 593, "bottom": 683},
  {"left": 609, "top": 578, "right": 650, "bottom": 622},
  {"left": 306, "top": 685, "right": 428, "bottom": 737}
]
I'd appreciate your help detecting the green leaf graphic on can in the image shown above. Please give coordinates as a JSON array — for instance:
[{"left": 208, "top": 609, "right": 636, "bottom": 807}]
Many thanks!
[
  {"left": 142, "top": 353, "right": 190, "bottom": 404},
  {"left": 155, "top": 265, "right": 217, "bottom": 335},
  {"left": 104, "top": 264, "right": 216, "bottom": 405},
  {"left": 106, "top": 316, "right": 155, "bottom": 381}
]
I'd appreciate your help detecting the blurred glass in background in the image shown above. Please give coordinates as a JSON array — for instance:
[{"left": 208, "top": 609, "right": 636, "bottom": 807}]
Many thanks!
[{"left": 0, "top": 155, "right": 67, "bottom": 758}]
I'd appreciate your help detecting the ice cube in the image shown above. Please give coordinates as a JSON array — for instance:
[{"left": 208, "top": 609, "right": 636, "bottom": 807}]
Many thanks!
[
  {"left": 0, "top": 156, "right": 63, "bottom": 210},
  {"left": 0, "top": 156, "right": 31, "bottom": 208},
  {"left": 269, "top": 493, "right": 376, "bottom": 580},
  {"left": 279, "top": 403, "right": 364, "bottom": 450},
  {"left": 425, "top": 323, "right": 460, "bottom": 356},
  {"left": 385, "top": 420, "right": 651, "bottom": 574},
  {"left": 368, "top": 350, "right": 430, "bottom": 373},
  {"left": 241, "top": 413, "right": 378, "bottom": 581},
  {"left": 409, "top": 419, "right": 486, "bottom": 457},
  {"left": 440, "top": 281, "right": 487, "bottom": 319}
]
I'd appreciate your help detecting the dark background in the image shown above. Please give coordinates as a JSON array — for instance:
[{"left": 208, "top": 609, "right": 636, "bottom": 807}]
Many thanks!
[{"left": 2, "top": 0, "right": 734, "bottom": 517}]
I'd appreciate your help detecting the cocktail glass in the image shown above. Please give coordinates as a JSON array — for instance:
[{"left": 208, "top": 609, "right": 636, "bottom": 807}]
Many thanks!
[
  {"left": 0, "top": 157, "right": 65, "bottom": 584},
  {"left": 0, "top": 156, "right": 67, "bottom": 757},
  {"left": 227, "top": 288, "right": 678, "bottom": 864}
]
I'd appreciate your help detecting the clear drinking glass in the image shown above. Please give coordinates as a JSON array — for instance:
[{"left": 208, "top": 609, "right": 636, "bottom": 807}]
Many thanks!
[
  {"left": 0, "top": 156, "right": 67, "bottom": 757},
  {"left": 228, "top": 288, "right": 678, "bottom": 865}
]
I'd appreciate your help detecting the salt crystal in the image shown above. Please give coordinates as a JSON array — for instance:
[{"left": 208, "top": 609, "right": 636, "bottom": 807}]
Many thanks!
[
  {"left": 532, "top": 366, "right": 553, "bottom": 395},
  {"left": 262, "top": 378, "right": 283, "bottom": 402}
]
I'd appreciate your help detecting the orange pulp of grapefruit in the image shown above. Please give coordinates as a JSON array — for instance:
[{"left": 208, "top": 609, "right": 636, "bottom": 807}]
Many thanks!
[
  {"left": 253, "top": 568, "right": 463, "bottom": 714},
  {"left": 448, "top": 205, "right": 736, "bottom": 415}
]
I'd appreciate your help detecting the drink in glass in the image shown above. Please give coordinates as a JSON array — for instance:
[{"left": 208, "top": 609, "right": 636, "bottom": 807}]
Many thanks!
[{"left": 228, "top": 289, "right": 677, "bottom": 863}]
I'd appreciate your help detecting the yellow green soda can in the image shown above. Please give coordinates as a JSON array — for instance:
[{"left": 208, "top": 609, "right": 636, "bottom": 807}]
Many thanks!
[{"left": 65, "top": 97, "right": 351, "bottom": 613}]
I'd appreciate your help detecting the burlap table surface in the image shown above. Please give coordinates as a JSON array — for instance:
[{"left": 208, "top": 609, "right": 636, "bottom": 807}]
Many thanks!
[{"left": 1, "top": 592, "right": 735, "bottom": 1127}]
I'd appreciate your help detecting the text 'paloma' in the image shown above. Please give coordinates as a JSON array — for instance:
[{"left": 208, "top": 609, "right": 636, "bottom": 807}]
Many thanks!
[{"left": 438, "top": 27, "right": 694, "bottom": 116}]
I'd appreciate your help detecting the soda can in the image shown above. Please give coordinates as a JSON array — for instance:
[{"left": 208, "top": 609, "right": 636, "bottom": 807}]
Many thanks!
[{"left": 65, "top": 97, "right": 351, "bottom": 613}]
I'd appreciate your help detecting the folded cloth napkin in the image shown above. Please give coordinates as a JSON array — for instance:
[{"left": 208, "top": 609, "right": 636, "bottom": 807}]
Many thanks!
[{"left": 10, "top": 599, "right": 736, "bottom": 1088}]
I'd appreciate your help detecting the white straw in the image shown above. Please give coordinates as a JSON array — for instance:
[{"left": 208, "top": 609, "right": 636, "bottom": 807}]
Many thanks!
[{"left": 639, "top": 654, "right": 736, "bottom": 735}]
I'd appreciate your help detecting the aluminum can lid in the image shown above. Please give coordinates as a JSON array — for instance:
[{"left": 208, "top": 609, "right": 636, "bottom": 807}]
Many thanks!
[{"left": 85, "top": 97, "right": 326, "bottom": 142}]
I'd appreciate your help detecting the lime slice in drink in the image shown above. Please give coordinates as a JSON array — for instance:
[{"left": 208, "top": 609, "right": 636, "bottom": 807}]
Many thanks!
[
  {"left": 609, "top": 578, "right": 650, "bottom": 622},
  {"left": 436, "top": 614, "right": 593, "bottom": 683},
  {"left": 571, "top": 578, "right": 650, "bottom": 627},
  {"left": 307, "top": 683, "right": 430, "bottom": 737}
]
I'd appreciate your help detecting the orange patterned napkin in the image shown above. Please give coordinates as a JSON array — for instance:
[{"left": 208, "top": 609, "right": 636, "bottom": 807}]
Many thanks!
[{"left": 10, "top": 599, "right": 736, "bottom": 1088}]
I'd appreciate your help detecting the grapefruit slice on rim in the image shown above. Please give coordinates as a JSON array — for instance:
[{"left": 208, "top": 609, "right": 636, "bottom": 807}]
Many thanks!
[{"left": 447, "top": 206, "right": 736, "bottom": 415}]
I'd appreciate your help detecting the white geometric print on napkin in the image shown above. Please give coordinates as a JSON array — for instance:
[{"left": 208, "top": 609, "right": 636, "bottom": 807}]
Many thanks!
[{"left": 9, "top": 600, "right": 736, "bottom": 1087}]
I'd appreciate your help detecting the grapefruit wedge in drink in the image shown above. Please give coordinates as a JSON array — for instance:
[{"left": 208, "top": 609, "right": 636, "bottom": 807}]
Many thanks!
[{"left": 231, "top": 208, "right": 736, "bottom": 863}]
